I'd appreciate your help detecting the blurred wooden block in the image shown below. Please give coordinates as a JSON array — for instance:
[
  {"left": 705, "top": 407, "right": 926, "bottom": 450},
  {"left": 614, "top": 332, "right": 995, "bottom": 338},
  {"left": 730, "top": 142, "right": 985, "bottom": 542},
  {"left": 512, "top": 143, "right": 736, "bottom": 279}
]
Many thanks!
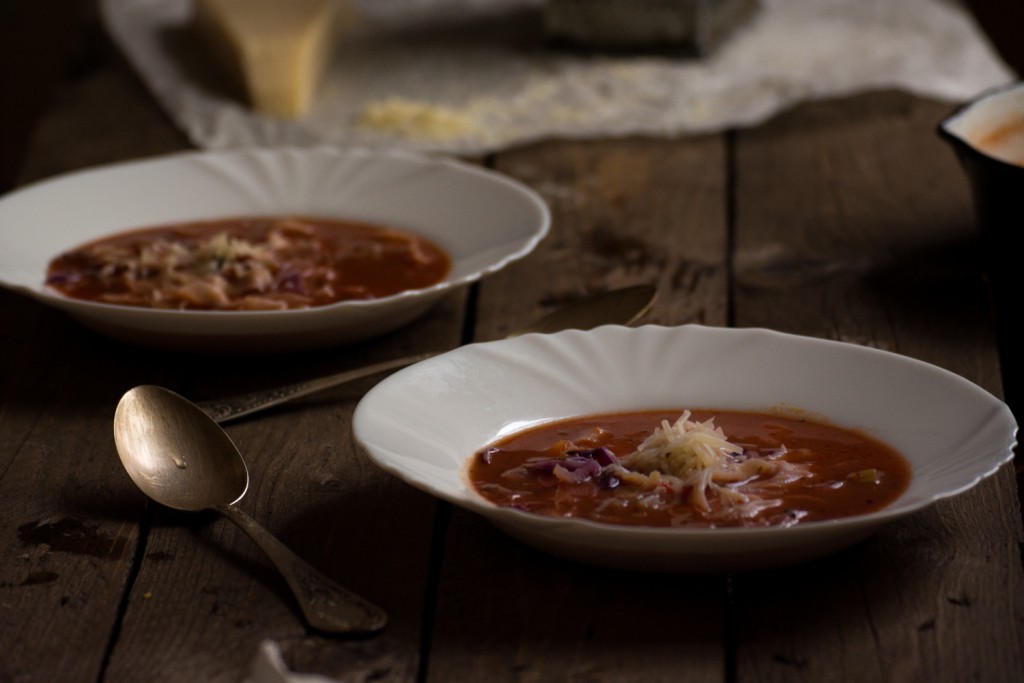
[{"left": 543, "top": 0, "right": 759, "bottom": 55}]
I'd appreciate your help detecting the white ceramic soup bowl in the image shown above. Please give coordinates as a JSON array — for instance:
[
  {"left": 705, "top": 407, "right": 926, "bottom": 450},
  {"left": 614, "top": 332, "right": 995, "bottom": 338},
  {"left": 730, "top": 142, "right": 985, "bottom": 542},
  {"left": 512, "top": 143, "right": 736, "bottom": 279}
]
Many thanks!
[
  {"left": 353, "top": 324, "right": 1017, "bottom": 572},
  {"left": 0, "top": 146, "right": 549, "bottom": 352}
]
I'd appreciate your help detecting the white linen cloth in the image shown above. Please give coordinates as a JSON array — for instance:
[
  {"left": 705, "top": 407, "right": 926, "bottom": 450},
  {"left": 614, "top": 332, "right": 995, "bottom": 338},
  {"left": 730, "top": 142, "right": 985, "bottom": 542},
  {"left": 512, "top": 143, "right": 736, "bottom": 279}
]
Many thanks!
[{"left": 101, "top": 0, "right": 1015, "bottom": 156}]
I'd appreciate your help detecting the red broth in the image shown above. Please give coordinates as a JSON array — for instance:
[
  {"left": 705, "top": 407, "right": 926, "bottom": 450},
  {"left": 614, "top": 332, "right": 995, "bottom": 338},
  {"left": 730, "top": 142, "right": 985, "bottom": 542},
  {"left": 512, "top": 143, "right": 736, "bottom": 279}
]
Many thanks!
[
  {"left": 46, "top": 216, "right": 450, "bottom": 311},
  {"left": 468, "top": 410, "right": 911, "bottom": 528}
]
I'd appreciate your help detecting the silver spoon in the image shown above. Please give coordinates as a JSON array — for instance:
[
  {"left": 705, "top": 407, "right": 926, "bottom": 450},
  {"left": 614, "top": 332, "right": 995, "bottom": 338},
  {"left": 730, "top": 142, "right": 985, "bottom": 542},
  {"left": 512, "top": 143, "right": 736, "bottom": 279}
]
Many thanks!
[
  {"left": 113, "top": 385, "right": 388, "bottom": 634},
  {"left": 198, "top": 284, "right": 657, "bottom": 424}
]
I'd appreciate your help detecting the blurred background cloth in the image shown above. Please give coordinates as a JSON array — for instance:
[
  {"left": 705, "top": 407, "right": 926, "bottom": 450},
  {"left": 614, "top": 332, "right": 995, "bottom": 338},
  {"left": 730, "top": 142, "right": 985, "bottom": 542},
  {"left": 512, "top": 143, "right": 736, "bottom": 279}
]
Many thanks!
[{"left": 103, "top": 0, "right": 1015, "bottom": 155}]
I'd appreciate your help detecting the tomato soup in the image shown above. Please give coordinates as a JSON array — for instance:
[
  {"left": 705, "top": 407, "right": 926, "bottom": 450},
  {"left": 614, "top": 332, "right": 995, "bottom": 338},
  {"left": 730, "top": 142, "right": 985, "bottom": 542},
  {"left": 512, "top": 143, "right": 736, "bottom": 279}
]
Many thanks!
[
  {"left": 45, "top": 215, "right": 450, "bottom": 311},
  {"left": 468, "top": 410, "right": 911, "bottom": 528}
]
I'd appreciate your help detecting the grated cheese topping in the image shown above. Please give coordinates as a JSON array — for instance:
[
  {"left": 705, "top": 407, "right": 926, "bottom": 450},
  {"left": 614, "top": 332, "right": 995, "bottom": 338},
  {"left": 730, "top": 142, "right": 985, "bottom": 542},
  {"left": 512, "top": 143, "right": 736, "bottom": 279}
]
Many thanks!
[{"left": 615, "top": 411, "right": 804, "bottom": 517}]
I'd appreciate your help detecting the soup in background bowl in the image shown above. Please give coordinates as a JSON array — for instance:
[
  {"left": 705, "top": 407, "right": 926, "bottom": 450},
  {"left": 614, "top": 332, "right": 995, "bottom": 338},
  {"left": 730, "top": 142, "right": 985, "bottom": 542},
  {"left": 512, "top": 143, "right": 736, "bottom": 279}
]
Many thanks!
[{"left": 0, "top": 146, "right": 550, "bottom": 351}]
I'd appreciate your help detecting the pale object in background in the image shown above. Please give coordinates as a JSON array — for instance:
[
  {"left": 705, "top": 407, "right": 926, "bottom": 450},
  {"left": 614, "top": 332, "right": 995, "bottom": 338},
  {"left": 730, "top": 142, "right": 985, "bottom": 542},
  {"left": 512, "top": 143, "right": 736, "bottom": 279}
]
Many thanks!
[
  {"left": 101, "top": 0, "right": 1016, "bottom": 155},
  {"left": 194, "top": 0, "right": 352, "bottom": 118},
  {"left": 942, "top": 82, "right": 1024, "bottom": 167}
]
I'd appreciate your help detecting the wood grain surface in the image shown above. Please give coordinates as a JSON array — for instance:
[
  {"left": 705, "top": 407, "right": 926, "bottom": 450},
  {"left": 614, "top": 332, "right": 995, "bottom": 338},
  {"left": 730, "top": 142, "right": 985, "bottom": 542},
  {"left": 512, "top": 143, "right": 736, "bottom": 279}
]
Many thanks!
[{"left": 0, "top": 2, "right": 1022, "bottom": 682}]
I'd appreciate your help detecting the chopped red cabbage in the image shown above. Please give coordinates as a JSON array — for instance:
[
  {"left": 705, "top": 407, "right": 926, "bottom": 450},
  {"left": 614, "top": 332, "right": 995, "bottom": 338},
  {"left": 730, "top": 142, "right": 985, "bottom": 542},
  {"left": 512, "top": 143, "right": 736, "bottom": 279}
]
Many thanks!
[{"left": 528, "top": 447, "right": 621, "bottom": 488}]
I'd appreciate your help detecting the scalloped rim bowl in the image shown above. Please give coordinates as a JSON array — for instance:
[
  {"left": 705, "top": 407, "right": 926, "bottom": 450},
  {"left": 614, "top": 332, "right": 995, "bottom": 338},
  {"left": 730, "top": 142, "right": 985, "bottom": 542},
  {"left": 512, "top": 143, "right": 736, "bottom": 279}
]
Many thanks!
[
  {"left": 0, "top": 146, "right": 550, "bottom": 351},
  {"left": 353, "top": 325, "right": 1018, "bottom": 572}
]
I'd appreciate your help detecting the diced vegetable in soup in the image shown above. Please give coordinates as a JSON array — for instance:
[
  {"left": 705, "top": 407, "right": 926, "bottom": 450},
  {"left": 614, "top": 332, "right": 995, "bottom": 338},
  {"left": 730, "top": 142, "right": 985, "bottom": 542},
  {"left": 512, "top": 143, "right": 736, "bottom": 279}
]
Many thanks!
[
  {"left": 468, "top": 410, "right": 911, "bottom": 528},
  {"left": 45, "top": 216, "right": 450, "bottom": 310}
]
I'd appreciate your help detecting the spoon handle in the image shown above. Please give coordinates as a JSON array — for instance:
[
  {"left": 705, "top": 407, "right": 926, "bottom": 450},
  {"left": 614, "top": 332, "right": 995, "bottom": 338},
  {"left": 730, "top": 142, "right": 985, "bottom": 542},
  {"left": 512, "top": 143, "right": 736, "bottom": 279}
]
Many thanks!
[
  {"left": 216, "top": 503, "right": 388, "bottom": 634},
  {"left": 196, "top": 286, "right": 657, "bottom": 424},
  {"left": 197, "top": 352, "right": 438, "bottom": 424}
]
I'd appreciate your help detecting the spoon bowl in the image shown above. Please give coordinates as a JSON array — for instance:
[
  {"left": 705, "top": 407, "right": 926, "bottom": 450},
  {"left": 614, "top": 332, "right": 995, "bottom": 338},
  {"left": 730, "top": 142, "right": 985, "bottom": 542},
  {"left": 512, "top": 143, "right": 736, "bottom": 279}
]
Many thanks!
[
  {"left": 116, "top": 386, "right": 248, "bottom": 511},
  {"left": 113, "top": 385, "right": 387, "bottom": 634}
]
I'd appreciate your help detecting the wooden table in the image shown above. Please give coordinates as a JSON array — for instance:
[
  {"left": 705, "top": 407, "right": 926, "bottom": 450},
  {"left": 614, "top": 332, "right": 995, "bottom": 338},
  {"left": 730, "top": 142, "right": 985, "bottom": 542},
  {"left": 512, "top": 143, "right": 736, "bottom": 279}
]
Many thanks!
[{"left": 2, "top": 3, "right": 1023, "bottom": 682}]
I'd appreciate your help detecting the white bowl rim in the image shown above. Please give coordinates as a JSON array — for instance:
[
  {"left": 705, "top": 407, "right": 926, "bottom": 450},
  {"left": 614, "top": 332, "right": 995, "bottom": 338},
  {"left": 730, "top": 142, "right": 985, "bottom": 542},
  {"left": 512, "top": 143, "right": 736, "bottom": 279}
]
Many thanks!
[
  {"left": 2, "top": 145, "right": 551, "bottom": 318},
  {"left": 0, "top": 145, "right": 551, "bottom": 349},
  {"left": 354, "top": 324, "right": 1018, "bottom": 542}
]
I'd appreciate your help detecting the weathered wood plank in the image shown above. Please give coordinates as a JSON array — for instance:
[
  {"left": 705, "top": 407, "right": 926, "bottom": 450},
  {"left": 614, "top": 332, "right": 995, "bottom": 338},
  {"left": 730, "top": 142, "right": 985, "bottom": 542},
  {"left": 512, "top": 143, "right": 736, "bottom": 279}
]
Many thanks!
[
  {"left": 0, "top": 293, "right": 189, "bottom": 682},
  {"left": 1, "top": 25, "right": 467, "bottom": 682},
  {"left": 731, "top": 90, "right": 1024, "bottom": 682},
  {"left": 423, "top": 136, "right": 732, "bottom": 682},
  {"left": 479, "top": 138, "right": 731, "bottom": 337},
  {"left": 101, "top": 293, "right": 468, "bottom": 682},
  {"left": 0, "top": 17, "right": 202, "bottom": 678},
  {"left": 14, "top": 46, "right": 190, "bottom": 186},
  {"left": 3, "top": 1, "right": 1022, "bottom": 680}
]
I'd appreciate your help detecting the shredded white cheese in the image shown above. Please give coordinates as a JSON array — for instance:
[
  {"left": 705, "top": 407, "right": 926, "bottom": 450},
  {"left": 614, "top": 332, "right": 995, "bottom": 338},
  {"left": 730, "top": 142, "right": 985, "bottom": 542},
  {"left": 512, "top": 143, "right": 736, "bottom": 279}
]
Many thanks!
[{"left": 616, "top": 411, "right": 800, "bottom": 517}]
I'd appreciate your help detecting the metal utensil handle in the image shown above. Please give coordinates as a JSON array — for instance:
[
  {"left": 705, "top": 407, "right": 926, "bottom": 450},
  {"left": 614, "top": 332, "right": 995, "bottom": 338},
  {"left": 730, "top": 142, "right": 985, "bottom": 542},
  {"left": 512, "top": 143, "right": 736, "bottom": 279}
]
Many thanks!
[
  {"left": 198, "top": 352, "right": 438, "bottom": 424},
  {"left": 216, "top": 503, "right": 387, "bottom": 634}
]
